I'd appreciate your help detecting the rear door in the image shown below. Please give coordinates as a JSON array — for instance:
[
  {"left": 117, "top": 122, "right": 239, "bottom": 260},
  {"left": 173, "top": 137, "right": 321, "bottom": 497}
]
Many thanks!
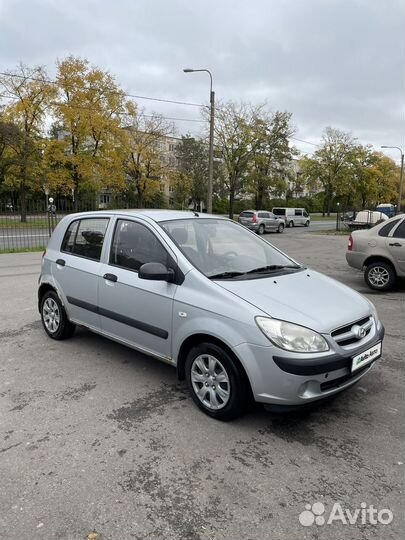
[
  {"left": 386, "top": 218, "right": 405, "bottom": 274},
  {"left": 98, "top": 218, "right": 177, "bottom": 359},
  {"left": 53, "top": 217, "right": 110, "bottom": 329}
]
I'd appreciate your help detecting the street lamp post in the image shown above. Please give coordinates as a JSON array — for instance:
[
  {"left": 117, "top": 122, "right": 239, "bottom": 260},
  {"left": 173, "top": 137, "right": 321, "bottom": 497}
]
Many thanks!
[
  {"left": 381, "top": 145, "right": 404, "bottom": 213},
  {"left": 183, "top": 68, "right": 214, "bottom": 214}
]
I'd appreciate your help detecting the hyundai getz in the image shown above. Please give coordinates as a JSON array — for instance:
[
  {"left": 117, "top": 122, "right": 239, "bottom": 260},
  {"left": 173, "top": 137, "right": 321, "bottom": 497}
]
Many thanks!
[{"left": 38, "top": 210, "right": 384, "bottom": 420}]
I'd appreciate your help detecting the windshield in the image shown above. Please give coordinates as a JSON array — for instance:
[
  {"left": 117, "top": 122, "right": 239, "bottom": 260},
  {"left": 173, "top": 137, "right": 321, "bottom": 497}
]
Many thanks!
[{"left": 161, "top": 218, "right": 301, "bottom": 279}]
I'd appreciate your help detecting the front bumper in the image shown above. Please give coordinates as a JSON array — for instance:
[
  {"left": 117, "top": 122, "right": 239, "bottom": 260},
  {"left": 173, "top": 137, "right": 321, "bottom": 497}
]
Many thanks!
[{"left": 233, "top": 323, "right": 385, "bottom": 406}]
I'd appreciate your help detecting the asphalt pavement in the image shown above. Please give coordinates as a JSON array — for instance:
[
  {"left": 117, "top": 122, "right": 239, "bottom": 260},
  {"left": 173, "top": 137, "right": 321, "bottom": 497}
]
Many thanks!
[{"left": 0, "top": 231, "right": 403, "bottom": 540}]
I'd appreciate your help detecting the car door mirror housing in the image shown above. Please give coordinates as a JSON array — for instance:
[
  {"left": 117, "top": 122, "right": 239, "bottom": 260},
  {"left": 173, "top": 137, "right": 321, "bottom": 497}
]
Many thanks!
[{"left": 138, "top": 262, "right": 175, "bottom": 282}]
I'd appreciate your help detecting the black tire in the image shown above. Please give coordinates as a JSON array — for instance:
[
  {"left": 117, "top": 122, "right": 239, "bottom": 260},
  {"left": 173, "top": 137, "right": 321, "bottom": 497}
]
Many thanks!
[
  {"left": 258, "top": 224, "right": 265, "bottom": 235},
  {"left": 305, "top": 220, "right": 310, "bottom": 227},
  {"left": 288, "top": 220, "right": 294, "bottom": 228},
  {"left": 40, "top": 290, "right": 75, "bottom": 340},
  {"left": 364, "top": 261, "right": 396, "bottom": 291},
  {"left": 185, "top": 342, "right": 250, "bottom": 421},
  {"left": 277, "top": 223, "right": 284, "bottom": 233}
]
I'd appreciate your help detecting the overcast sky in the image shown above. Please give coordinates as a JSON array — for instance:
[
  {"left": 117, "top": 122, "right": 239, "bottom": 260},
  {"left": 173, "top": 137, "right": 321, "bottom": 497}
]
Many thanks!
[{"left": 0, "top": 0, "right": 404, "bottom": 159}]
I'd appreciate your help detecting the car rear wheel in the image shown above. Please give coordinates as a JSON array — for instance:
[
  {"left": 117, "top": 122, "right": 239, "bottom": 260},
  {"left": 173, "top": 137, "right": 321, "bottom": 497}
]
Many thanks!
[
  {"left": 185, "top": 342, "right": 250, "bottom": 421},
  {"left": 364, "top": 261, "right": 396, "bottom": 291},
  {"left": 258, "top": 224, "right": 265, "bottom": 235},
  {"left": 277, "top": 223, "right": 284, "bottom": 233},
  {"left": 40, "top": 290, "right": 75, "bottom": 339},
  {"left": 288, "top": 220, "right": 294, "bottom": 228}
]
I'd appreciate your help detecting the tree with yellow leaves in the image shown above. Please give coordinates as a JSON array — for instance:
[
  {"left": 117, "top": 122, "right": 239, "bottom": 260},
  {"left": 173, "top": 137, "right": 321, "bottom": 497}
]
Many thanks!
[
  {"left": 123, "top": 110, "right": 173, "bottom": 208},
  {"left": 0, "top": 64, "right": 56, "bottom": 220},
  {"left": 52, "top": 56, "right": 132, "bottom": 209}
]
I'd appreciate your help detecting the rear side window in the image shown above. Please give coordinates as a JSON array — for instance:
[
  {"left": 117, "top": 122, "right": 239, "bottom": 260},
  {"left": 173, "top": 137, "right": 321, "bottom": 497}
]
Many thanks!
[
  {"left": 110, "top": 219, "right": 169, "bottom": 271},
  {"left": 61, "top": 218, "right": 109, "bottom": 261},
  {"left": 272, "top": 208, "right": 285, "bottom": 216},
  {"left": 61, "top": 220, "right": 79, "bottom": 253},
  {"left": 378, "top": 219, "right": 400, "bottom": 237},
  {"left": 240, "top": 211, "right": 254, "bottom": 218},
  {"left": 393, "top": 220, "right": 405, "bottom": 239}
]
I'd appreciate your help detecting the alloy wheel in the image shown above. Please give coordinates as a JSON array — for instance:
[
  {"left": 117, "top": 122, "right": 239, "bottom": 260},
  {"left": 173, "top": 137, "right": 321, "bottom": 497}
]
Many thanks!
[
  {"left": 190, "top": 354, "right": 231, "bottom": 410},
  {"left": 368, "top": 266, "right": 389, "bottom": 288},
  {"left": 42, "top": 297, "right": 61, "bottom": 333}
]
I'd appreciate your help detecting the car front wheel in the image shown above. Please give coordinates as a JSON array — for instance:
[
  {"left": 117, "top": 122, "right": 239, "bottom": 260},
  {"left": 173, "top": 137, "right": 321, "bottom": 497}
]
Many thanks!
[
  {"left": 364, "top": 261, "right": 396, "bottom": 291},
  {"left": 40, "top": 290, "right": 75, "bottom": 339},
  {"left": 277, "top": 223, "right": 284, "bottom": 233},
  {"left": 185, "top": 342, "right": 250, "bottom": 421}
]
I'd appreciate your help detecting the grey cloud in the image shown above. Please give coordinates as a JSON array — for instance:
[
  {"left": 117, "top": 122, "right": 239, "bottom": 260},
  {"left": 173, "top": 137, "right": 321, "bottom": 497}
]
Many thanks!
[{"left": 0, "top": 0, "right": 403, "bottom": 153}]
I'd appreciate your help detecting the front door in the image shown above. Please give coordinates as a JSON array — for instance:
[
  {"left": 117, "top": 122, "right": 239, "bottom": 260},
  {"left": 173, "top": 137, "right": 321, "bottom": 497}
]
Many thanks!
[{"left": 98, "top": 218, "right": 176, "bottom": 360}]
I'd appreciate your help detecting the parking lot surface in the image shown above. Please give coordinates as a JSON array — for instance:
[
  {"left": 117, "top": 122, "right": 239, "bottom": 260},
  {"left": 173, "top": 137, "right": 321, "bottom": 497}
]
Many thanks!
[{"left": 0, "top": 232, "right": 404, "bottom": 540}]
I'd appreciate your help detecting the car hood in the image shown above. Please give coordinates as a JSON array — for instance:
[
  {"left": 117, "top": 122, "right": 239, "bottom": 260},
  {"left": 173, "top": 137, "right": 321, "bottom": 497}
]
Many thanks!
[{"left": 217, "top": 269, "right": 372, "bottom": 333}]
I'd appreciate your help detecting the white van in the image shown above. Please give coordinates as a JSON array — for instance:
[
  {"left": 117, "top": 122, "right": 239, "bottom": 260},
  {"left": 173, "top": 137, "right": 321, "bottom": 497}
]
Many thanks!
[{"left": 272, "top": 207, "right": 310, "bottom": 227}]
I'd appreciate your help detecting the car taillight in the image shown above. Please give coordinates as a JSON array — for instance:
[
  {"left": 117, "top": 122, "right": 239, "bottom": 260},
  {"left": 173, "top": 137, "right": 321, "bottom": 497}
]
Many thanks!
[
  {"left": 252, "top": 214, "right": 257, "bottom": 223},
  {"left": 348, "top": 235, "right": 353, "bottom": 251}
]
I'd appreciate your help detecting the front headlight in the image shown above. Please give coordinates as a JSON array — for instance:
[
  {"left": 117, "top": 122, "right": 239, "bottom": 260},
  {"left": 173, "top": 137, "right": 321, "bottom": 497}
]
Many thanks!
[{"left": 255, "top": 317, "right": 330, "bottom": 353}]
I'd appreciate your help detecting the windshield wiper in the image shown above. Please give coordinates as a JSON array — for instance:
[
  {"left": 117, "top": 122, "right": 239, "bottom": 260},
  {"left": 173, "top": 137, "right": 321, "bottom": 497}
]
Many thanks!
[
  {"left": 209, "top": 271, "right": 246, "bottom": 279},
  {"left": 245, "top": 264, "right": 301, "bottom": 274}
]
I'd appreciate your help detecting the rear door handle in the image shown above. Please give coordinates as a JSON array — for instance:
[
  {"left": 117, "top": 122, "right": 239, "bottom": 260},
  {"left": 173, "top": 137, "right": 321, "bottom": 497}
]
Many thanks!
[
  {"left": 56, "top": 258, "right": 65, "bottom": 266},
  {"left": 389, "top": 242, "right": 402, "bottom": 247},
  {"left": 103, "top": 273, "right": 118, "bottom": 282}
]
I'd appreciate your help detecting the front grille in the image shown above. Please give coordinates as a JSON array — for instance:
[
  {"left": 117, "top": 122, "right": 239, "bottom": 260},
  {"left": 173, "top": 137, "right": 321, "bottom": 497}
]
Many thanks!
[{"left": 331, "top": 316, "right": 373, "bottom": 347}]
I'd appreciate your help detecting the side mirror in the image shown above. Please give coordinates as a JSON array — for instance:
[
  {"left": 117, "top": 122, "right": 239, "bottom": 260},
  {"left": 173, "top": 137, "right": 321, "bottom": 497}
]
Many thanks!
[{"left": 138, "top": 262, "right": 175, "bottom": 282}]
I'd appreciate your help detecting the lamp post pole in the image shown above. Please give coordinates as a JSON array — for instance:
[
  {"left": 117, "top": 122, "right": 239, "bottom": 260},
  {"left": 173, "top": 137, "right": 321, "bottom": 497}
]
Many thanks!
[
  {"left": 381, "top": 145, "right": 404, "bottom": 213},
  {"left": 183, "top": 68, "right": 214, "bottom": 213}
]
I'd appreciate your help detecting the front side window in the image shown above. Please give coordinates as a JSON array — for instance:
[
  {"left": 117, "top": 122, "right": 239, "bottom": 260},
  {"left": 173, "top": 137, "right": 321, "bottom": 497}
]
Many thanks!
[
  {"left": 161, "top": 218, "right": 300, "bottom": 279},
  {"left": 61, "top": 218, "right": 108, "bottom": 261},
  {"left": 110, "top": 219, "right": 169, "bottom": 271},
  {"left": 295, "top": 209, "right": 302, "bottom": 216}
]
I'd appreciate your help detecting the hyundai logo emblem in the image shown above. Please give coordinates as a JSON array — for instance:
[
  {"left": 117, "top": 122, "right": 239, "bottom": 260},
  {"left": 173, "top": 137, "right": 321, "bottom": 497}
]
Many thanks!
[{"left": 352, "top": 324, "right": 367, "bottom": 339}]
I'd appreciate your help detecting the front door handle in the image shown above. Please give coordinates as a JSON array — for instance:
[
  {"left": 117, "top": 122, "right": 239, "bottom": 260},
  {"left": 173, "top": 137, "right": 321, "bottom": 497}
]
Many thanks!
[
  {"left": 56, "top": 258, "right": 65, "bottom": 266},
  {"left": 103, "top": 273, "right": 118, "bottom": 282},
  {"left": 389, "top": 242, "right": 402, "bottom": 247}
]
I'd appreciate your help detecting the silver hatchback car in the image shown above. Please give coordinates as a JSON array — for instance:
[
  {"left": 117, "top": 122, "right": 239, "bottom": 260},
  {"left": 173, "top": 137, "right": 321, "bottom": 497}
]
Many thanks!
[
  {"left": 238, "top": 210, "right": 285, "bottom": 234},
  {"left": 39, "top": 210, "right": 384, "bottom": 420}
]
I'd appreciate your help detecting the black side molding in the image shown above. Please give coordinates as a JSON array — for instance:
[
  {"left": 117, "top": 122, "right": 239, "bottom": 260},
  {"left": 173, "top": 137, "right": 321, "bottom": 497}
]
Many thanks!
[{"left": 66, "top": 296, "right": 168, "bottom": 339}]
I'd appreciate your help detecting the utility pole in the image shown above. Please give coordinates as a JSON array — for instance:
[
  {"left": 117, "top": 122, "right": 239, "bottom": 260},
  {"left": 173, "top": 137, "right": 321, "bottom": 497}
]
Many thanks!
[{"left": 184, "top": 68, "right": 215, "bottom": 213}]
